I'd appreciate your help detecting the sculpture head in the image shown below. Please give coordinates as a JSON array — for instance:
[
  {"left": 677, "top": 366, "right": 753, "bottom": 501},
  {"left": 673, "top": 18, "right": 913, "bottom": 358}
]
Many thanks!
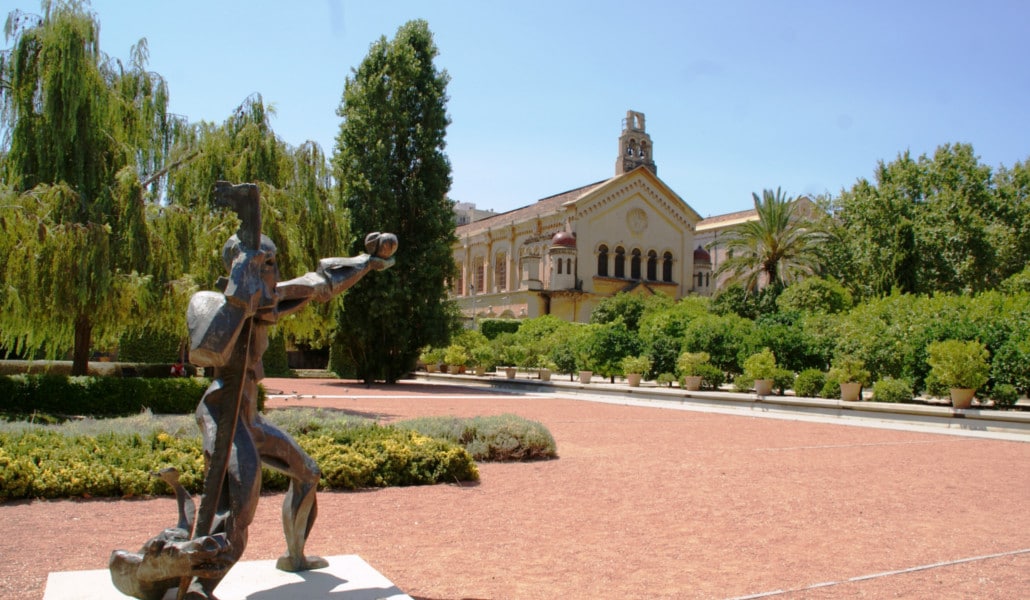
[{"left": 222, "top": 233, "right": 280, "bottom": 321}]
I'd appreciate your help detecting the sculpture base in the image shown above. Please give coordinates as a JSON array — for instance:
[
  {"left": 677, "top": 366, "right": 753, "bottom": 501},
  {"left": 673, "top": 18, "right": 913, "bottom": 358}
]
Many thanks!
[{"left": 44, "top": 555, "right": 412, "bottom": 600}]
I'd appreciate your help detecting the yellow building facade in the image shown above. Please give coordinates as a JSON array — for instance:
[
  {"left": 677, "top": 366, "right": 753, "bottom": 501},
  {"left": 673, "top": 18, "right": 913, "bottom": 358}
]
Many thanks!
[{"left": 452, "top": 110, "right": 716, "bottom": 324}]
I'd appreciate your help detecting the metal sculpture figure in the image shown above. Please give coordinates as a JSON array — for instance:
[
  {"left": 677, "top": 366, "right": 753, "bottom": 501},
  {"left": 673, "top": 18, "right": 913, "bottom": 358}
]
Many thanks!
[{"left": 109, "top": 182, "right": 397, "bottom": 600}]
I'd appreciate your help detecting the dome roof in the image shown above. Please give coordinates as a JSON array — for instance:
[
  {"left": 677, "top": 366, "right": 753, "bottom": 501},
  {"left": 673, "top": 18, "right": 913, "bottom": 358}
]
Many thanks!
[
  {"left": 552, "top": 231, "right": 577, "bottom": 247},
  {"left": 693, "top": 245, "right": 711, "bottom": 264}
]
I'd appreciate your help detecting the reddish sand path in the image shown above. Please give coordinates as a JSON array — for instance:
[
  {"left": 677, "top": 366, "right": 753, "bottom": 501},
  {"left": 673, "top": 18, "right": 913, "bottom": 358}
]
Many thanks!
[{"left": 2, "top": 378, "right": 1028, "bottom": 599}]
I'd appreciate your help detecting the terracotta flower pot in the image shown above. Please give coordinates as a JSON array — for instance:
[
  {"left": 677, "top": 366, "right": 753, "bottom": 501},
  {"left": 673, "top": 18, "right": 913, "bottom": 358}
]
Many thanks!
[
  {"left": 754, "top": 379, "right": 774, "bottom": 396},
  {"left": 626, "top": 373, "right": 642, "bottom": 387},
  {"left": 448, "top": 364, "right": 461, "bottom": 375},
  {"left": 503, "top": 366, "right": 517, "bottom": 379},
  {"left": 539, "top": 368, "right": 551, "bottom": 382},
  {"left": 683, "top": 375, "right": 702, "bottom": 391},
  {"left": 839, "top": 382, "right": 862, "bottom": 402},
  {"left": 578, "top": 370, "right": 593, "bottom": 384},
  {"left": 950, "top": 387, "right": 975, "bottom": 409}
]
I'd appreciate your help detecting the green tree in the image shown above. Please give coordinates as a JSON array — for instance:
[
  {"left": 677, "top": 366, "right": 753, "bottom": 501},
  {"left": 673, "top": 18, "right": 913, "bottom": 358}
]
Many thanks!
[
  {"left": 331, "top": 20, "right": 456, "bottom": 383},
  {"left": 826, "top": 144, "right": 1028, "bottom": 297},
  {"left": 577, "top": 319, "right": 640, "bottom": 383},
  {"left": 776, "top": 277, "right": 853, "bottom": 315},
  {"left": 589, "top": 292, "right": 671, "bottom": 332},
  {"left": 162, "top": 94, "right": 348, "bottom": 349},
  {"left": 712, "top": 187, "right": 823, "bottom": 294},
  {"left": 0, "top": 3, "right": 180, "bottom": 374}
]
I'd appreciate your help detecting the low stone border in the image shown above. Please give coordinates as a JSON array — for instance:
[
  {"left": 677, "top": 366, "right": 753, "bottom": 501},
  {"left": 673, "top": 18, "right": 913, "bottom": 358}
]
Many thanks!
[{"left": 414, "top": 371, "right": 1030, "bottom": 438}]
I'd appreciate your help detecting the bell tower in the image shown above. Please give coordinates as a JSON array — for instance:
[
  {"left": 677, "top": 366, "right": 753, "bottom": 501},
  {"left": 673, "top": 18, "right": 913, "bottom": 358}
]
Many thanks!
[{"left": 616, "top": 110, "right": 657, "bottom": 175}]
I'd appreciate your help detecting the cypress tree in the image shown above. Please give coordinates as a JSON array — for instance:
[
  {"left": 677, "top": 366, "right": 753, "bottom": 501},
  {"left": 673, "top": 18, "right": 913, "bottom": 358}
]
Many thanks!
[{"left": 332, "top": 20, "right": 457, "bottom": 383}]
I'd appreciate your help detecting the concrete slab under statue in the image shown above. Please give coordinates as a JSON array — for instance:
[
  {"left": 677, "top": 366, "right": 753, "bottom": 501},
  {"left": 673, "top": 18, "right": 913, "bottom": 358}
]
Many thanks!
[
  {"left": 106, "top": 181, "right": 399, "bottom": 599},
  {"left": 45, "top": 555, "right": 413, "bottom": 599}
]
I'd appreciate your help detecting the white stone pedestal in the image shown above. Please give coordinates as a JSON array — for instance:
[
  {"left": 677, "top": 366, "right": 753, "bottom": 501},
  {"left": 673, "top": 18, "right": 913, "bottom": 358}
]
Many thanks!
[{"left": 44, "top": 554, "right": 412, "bottom": 600}]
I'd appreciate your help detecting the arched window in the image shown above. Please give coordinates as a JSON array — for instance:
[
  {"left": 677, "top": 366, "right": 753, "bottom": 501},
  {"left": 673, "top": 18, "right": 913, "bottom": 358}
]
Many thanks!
[
  {"left": 557, "top": 258, "right": 563, "bottom": 275},
  {"left": 662, "top": 252, "right": 673, "bottom": 282},
  {"left": 696, "top": 272, "right": 703, "bottom": 288},
  {"left": 646, "top": 250, "right": 657, "bottom": 281},
  {"left": 614, "top": 247, "right": 626, "bottom": 278},
  {"left": 495, "top": 253, "right": 507, "bottom": 292},
  {"left": 475, "top": 260, "right": 486, "bottom": 293},
  {"left": 705, "top": 272, "right": 710, "bottom": 287},
  {"left": 566, "top": 258, "right": 572, "bottom": 275},
  {"left": 631, "top": 249, "right": 642, "bottom": 280},
  {"left": 597, "top": 245, "right": 609, "bottom": 277}
]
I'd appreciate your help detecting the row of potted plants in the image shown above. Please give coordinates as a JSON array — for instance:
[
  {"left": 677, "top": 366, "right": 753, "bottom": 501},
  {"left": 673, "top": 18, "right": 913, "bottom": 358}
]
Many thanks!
[{"left": 422, "top": 338, "right": 996, "bottom": 409}]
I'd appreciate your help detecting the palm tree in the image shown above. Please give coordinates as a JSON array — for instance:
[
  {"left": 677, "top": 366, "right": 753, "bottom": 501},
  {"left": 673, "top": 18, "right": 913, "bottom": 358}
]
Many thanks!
[{"left": 711, "top": 188, "right": 823, "bottom": 292}]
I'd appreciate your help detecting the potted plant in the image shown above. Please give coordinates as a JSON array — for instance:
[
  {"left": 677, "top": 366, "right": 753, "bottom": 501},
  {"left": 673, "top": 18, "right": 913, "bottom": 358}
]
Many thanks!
[
  {"left": 470, "top": 344, "right": 496, "bottom": 376},
  {"left": 926, "top": 339, "right": 990, "bottom": 409},
  {"left": 537, "top": 357, "right": 556, "bottom": 382},
  {"left": 499, "top": 343, "right": 528, "bottom": 379},
  {"left": 828, "top": 356, "right": 871, "bottom": 402},
  {"left": 677, "top": 351, "right": 711, "bottom": 391},
  {"left": 420, "top": 347, "right": 445, "bottom": 373},
  {"left": 621, "top": 355, "right": 652, "bottom": 388},
  {"left": 743, "top": 348, "right": 778, "bottom": 395},
  {"left": 443, "top": 344, "right": 469, "bottom": 375}
]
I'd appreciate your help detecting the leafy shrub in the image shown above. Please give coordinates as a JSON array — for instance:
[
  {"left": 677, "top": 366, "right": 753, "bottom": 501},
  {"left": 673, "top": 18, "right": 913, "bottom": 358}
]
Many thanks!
[
  {"left": 819, "top": 373, "right": 841, "bottom": 399},
  {"left": 828, "top": 356, "right": 871, "bottom": 386},
  {"left": 794, "top": 369, "right": 825, "bottom": 398},
  {"left": 0, "top": 374, "right": 214, "bottom": 416},
  {"left": 992, "top": 338, "right": 1030, "bottom": 395},
  {"left": 743, "top": 348, "right": 778, "bottom": 381},
  {"left": 988, "top": 383, "right": 1019, "bottom": 409},
  {"left": 263, "top": 331, "right": 291, "bottom": 377},
  {"left": 479, "top": 318, "right": 521, "bottom": 340},
  {"left": 118, "top": 328, "right": 183, "bottom": 363},
  {"left": 694, "top": 363, "right": 725, "bottom": 390},
  {"left": 732, "top": 374, "right": 753, "bottom": 393},
  {"left": 871, "top": 377, "right": 913, "bottom": 403},
  {"left": 773, "top": 368, "right": 794, "bottom": 394},
  {"left": 776, "top": 277, "right": 853, "bottom": 315},
  {"left": 0, "top": 411, "right": 479, "bottom": 500},
  {"left": 395, "top": 414, "right": 557, "bottom": 461},
  {"left": 926, "top": 339, "right": 990, "bottom": 390},
  {"left": 621, "top": 355, "right": 652, "bottom": 375},
  {"left": 676, "top": 351, "right": 711, "bottom": 376},
  {"left": 656, "top": 372, "right": 677, "bottom": 387}
]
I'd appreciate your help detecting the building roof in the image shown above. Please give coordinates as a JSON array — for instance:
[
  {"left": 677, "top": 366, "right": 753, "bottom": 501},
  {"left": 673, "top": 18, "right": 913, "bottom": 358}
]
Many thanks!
[
  {"left": 695, "top": 208, "right": 757, "bottom": 231},
  {"left": 456, "top": 179, "right": 609, "bottom": 237}
]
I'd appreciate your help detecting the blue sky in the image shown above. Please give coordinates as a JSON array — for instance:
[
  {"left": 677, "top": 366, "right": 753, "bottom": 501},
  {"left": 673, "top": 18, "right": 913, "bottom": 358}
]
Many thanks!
[{"left": 8, "top": 0, "right": 1029, "bottom": 218}]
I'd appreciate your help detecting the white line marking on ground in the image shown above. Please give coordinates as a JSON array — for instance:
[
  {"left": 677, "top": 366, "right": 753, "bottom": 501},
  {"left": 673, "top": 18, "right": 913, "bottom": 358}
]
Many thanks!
[{"left": 728, "top": 548, "right": 1030, "bottom": 599}]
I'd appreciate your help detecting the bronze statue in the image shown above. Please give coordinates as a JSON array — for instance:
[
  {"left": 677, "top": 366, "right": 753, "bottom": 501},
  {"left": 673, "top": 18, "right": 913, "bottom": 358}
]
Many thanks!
[{"left": 109, "top": 182, "right": 397, "bottom": 600}]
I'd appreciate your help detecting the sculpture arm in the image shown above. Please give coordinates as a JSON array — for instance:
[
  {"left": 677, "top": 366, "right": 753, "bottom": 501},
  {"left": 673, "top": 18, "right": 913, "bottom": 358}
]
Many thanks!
[{"left": 275, "top": 254, "right": 394, "bottom": 317}]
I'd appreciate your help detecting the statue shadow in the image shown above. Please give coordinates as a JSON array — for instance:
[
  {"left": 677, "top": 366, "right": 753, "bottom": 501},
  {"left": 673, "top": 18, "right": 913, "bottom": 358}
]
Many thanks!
[{"left": 244, "top": 569, "right": 404, "bottom": 599}]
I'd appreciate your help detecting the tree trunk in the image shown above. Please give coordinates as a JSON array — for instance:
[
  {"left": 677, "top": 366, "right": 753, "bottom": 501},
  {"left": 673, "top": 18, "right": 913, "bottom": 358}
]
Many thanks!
[{"left": 71, "top": 314, "right": 92, "bottom": 376}]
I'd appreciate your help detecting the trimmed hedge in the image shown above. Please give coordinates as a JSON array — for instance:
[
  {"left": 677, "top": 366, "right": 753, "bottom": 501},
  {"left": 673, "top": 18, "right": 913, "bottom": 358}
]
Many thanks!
[
  {"left": 0, "top": 414, "right": 479, "bottom": 500},
  {"left": 0, "top": 375, "right": 264, "bottom": 417},
  {"left": 479, "top": 318, "right": 521, "bottom": 340}
]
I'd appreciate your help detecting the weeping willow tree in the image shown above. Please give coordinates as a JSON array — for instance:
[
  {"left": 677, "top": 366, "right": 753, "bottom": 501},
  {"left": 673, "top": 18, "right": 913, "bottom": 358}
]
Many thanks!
[
  {"left": 0, "top": 2, "right": 182, "bottom": 374},
  {"left": 160, "top": 94, "right": 348, "bottom": 349}
]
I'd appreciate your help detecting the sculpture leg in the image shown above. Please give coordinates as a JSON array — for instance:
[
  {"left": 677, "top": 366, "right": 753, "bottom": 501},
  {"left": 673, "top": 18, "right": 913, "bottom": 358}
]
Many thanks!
[
  {"left": 184, "top": 384, "right": 263, "bottom": 598},
  {"left": 253, "top": 416, "right": 328, "bottom": 572}
]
